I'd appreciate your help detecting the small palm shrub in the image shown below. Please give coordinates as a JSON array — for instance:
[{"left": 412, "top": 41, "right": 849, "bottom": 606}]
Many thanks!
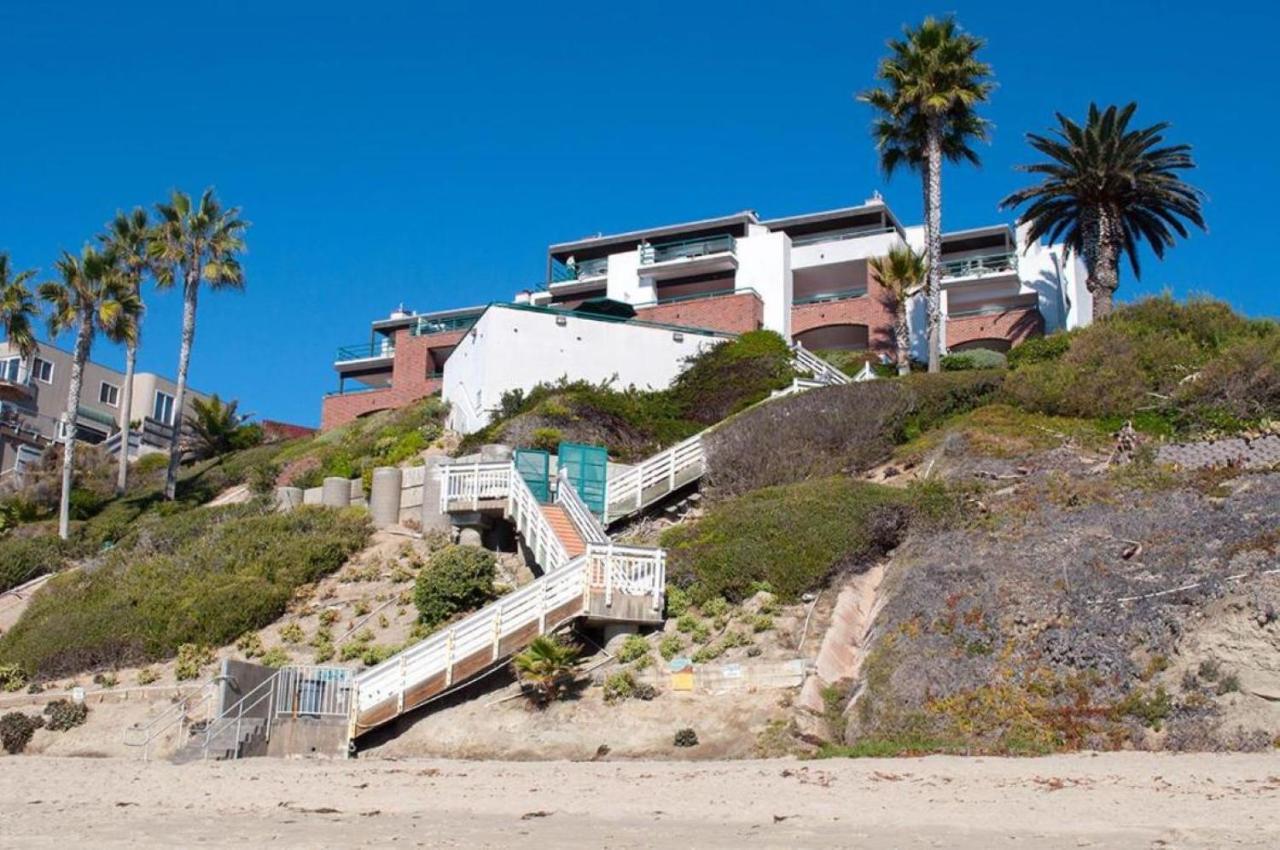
[
  {"left": 513, "top": 635, "right": 580, "bottom": 705},
  {"left": 42, "top": 699, "right": 88, "bottom": 731},
  {"left": 413, "top": 545, "right": 497, "bottom": 630}
]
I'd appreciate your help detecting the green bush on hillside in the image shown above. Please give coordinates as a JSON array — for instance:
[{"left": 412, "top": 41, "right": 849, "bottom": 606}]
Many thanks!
[
  {"left": 460, "top": 331, "right": 795, "bottom": 461},
  {"left": 0, "top": 504, "right": 371, "bottom": 678},
  {"left": 1006, "top": 333, "right": 1071, "bottom": 368},
  {"left": 941, "top": 348, "right": 1007, "bottom": 371},
  {"left": 661, "top": 476, "right": 907, "bottom": 602},
  {"left": 413, "top": 544, "right": 498, "bottom": 630},
  {"left": 0, "top": 536, "right": 75, "bottom": 595}
]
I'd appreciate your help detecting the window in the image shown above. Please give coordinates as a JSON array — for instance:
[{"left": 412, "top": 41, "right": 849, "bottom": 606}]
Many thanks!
[
  {"left": 32, "top": 357, "right": 53, "bottom": 384},
  {"left": 153, "top": 390, "right": 175, "bottom": 426},
  {"left": 0, "top": 357, "right": 20, "bottom": 383},
  {"left": 99, "top": 381, "right": 120, "bottom": 407}
]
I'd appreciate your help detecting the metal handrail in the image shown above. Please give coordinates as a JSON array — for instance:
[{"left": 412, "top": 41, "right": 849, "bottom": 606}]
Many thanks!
[
  {"left": 550, "top": 257, "right": 608, "bottom": 284},
  {"left": 790, "top": 342, "right": 853, "bottom": 386},
  {"left": 941, "top": 251, "right": 1017, "bottom": 279},
  {"left": 411, "top": 314, "right": 480, "bottom": 337},
  {"left": 605, "top": 432, "right": 705, "bottom": 522},
  {"left": 122, "top": 680, "right": 218, "bottom": 761},
  {"left": 639, "top": 234, "right": 736, "bottom": 265},
  {"left": 335, "top": 341, "right": 395, "bottom": 362},
  {"left": 793, "top": 287, "right": 868, "bottom": 306}
]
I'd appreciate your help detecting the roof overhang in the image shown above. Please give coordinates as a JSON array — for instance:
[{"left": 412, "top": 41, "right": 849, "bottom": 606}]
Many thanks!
[
  {"left": 760, "top": 200, "right": 905, "bottom": 235},
  {"left": 548, "top": 210, "right": 759, "bottom": 257}
]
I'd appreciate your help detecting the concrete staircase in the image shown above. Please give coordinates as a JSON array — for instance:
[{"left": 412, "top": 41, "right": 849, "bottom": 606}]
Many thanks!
[{"left": 170, "top": 716, "right": 268, "bottom": 763}]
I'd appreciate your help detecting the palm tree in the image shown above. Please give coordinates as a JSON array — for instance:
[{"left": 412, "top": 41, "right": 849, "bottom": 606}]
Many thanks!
[
  {"left": 0, "top": 253, "right": 41, "bottom": 377},
  {"left": 99, "top": 209, "right": 150, "bottom": 494},
  {"left": 1000, "top": 103, "right": 1206, "bottom": 319},
  {"left": 513, "top": 635, "right": 580, "bottom": 705},
  {"left": 860, "top": 16, "right": 994, "bottom": 372},
  {"left": 870, "top": 244, "right": 928, "bottom": 375},
  {"left": 183, "top": 394, "right": 249, "bottom": 460},
  {"left": 148, "top": 189, "right": 248, "bottom": 500},
  {"left": 39, "top": 247, "right": 142, "bottom": 539}
]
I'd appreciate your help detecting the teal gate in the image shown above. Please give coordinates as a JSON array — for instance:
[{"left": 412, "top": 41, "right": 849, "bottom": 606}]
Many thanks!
[
  {"left": 514, "top": 449, "right": 550, "bottom": 503},
  {"left": 557, "top": 442, "right": 608, "bottom": 519}
]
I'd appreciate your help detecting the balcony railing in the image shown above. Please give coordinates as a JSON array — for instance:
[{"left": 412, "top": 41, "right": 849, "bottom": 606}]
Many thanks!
[
  {"left": 941, "top": 252, "right": 1017, "bottom": 279},
  {"left": 790, "top": 225, "right": 897, "bottom": 247},
  {"left": 639, "top": 234, "right": 736, "bottom": 265},
  {"left": 550, "top": 257, "right": 608, "bottom": 284},
  {"left": 335, "top": 342, "right": 395, "bottom": 362},
  {"left": 411, "top": 314, "right": 479, "bottom": 337},
  {"left": 948, "top": 301, "right": 1038, "bottom": 319},
  {"left": 76, "top": 405, "right": 119, "bottom": 429},
  {"left": 793, "top": 287, "right": 868, "bottom": 306},
  {"left": 629, "top": 287, "right": 759, "bottom": 309}
]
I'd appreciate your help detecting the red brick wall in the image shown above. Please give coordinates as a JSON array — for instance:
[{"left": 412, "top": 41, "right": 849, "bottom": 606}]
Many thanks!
[
  {"left": 946, "top": 307, "right": 1043, "bottom": 350},
  {"left": 633, "top": 291, "right": 763, "bottom": 335},
  {"left": 319, "top": 326, "right": 465, "bottom": 431},
  {"left": 790, "top": 291, "right": 895, "bottom": 354}
]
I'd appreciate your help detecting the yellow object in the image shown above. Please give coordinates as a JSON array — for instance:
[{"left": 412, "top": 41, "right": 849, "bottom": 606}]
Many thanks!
[{"left": 671, "top": 669, "right": 695, "bottom": 691}]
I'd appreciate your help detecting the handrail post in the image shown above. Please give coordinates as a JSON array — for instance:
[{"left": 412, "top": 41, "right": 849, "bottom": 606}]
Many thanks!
[{"left": 604, "top": 542, "right": 614, "bottom": 607}]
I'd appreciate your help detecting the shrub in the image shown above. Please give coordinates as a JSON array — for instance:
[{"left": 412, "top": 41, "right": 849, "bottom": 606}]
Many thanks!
[
  {"left": 751, "top": 614, "right": 774, "bottom": 633},
  {"left": 700, "top": 597, "right": 729, "bottom": 619},
  {"left": 616, "top": 634, "right": 650, "bottom": 664},
  {"left": 899, "top": 371, "right": 1005, "bottom": 438},
  {"left": 0, "top": 535, "right": 73, "bottom": 595},
  {"left": 662, "top": 477, "right": 906, "bottom": 602},
  {"left": 1007, "top": 333, "right": 1072, "bottom": 368},
  {"left": 235, "top": 632, "right": 265, "bottom": 659},
  {"left": 673, "top": 727, "right": 698, "bottom": 747},
  {"left": 278, "top": 622, "right": 305, "bottom": 644},
  {"left": 941, "top": 348, "right": 1007, "bottom": 371},
  {"left": 0, "top": 712, "right": 40, "bottom": 754},
  {"left": 1175, "top": 335, "right": 1280, "bottom": 431},
  {"left": 175, "top": 644, "right": 215, "bottom": 681},
  {"left": 413, "top": 545, "right": 497, "bottom": 630},
  {"left": 530, "top": 428, "right": 563, "bottom": 452},
  {"left": 260, "top": 647, "right": 291, "bottom": 668},
  {"left": 602, "top": 669, "right": 657, "bottom": 704},
  {"left": 0, "top": 505, "right": 371, "bottom": 678},
  {"left": 667, "top": 330, "right": 795, "bottom": 425},
  {"left": 0, "top": 663, "right": 27, "bottom": 693},
  {"left": 664, "top": 585, "right": 691, "bottom": 618},
  {"left": 659, "top": 634, "right": 684, "bottom": 660},
  {"left": 42, "top": 699, "right": 88, "bottom": 731},
  {"left": 513, "top": 635, "right": 580, "bottom": 704},
  {"left": 136, "top": 668, "right": 159, "bottom": 685}
]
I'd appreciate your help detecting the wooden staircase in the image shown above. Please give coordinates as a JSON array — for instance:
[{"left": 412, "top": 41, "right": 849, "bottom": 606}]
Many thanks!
[{"left": 540, "top": 504, "right": 586, "bottom": 558}]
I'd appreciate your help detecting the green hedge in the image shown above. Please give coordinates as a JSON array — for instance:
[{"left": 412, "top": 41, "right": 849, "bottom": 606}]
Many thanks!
[
  {"left": 0, "top": 535, "right": 75, "bottom": 595},
  {"left": 661, "top": 477, "right": 907, "bottom": 602},
  {"left": 0, "top": 505, "right": 371, "bottom": 677}
]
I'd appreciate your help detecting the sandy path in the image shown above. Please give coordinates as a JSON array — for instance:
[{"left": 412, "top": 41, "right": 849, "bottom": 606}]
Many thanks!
[{"left": 2, "top": 753, "right": 1278, "bottom": 848}]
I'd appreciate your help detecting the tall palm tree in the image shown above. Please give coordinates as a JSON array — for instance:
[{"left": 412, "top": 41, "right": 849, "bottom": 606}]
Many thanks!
[
  {"left": 860, "top": 16, "right": 994, "bottom": 372},
  {"left": 0, "top": 253, "right": 40, "bottom": 373},
  {"left": 1000, "top": 103, "right": 1206, "bottom": 319},
  {"left": 99, "top": 209, "right": 150, "bottom": 494},
  {"left": 148, "top": 189, "right": 248, "bottom": 500},
  {"left": 870, "top": 244, "right": 927, "bottom": 376},
  {"left": 39, "top": 247, "right": 142, "bottom": 539}
]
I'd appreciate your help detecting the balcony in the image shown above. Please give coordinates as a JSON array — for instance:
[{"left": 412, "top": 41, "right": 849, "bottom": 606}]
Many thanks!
[
  {"left": 335, "top": 341, "right": 395, "bottom": 364},
  {"left": 0, "top": 377, "right": 34, "bottom": 403},
  {"left": 790, "top": 225, "right": 897, "bottom": 247},
  {"left": 550, "top": 257, "right": 608, "bottom": 285},
  {"left": 638, "top": 234, "right": 737, "bottom": 280},
  {"left": 411, "top": 314, "right": 479, "bottom": 337},
  {"left": 941, "top": 251, "right": 1018, "bottom": 281},
  {"left": 793, "top": 287, "right": 868, "bottom": 306},
  {"left": 76, "top": 405, "right": 119, "bottom": 430}
]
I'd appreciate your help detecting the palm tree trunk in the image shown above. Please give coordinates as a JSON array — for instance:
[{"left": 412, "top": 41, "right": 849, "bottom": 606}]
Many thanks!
[
  {"left": 895, "top": 306, "right": 911, "bottom": 376},
  {"left": 924, "top": 116, "right": 944, "bottom": 373},
  {"left": 163, "top": 272, "right": 199, "bottom": 500},
  {"left": 115, "top": 341, "right": 137, "bottom": 494},
  {"left": 58, "top": 314, "right": 92, "bottom": 539},
  {"left": 1081, "top": 207, "right": 1120, "bottom": 321}
]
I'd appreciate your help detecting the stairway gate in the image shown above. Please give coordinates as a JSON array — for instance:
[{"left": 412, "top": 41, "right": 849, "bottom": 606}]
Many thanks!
[
  {"left": 557, "top": 442, "right": 608, "bottom": 518},
  {"left": 514, "top": 448, "right": 551, "bottom": 503}
]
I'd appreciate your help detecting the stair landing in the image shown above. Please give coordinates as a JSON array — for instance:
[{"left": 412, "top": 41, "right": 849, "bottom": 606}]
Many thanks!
[{"left": 539, "top": 504, "right": 586, "bottom": 557}]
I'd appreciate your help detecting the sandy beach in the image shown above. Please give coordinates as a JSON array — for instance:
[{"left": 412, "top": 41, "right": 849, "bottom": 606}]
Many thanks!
[{"left": 1, "top": 752, "right": 1277, "bottom": 848}]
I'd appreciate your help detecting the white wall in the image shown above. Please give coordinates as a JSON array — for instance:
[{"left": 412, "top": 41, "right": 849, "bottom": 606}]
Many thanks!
[
  {"left": 789, "top": 228, "right": 905, "bottom": 270},
  {"left": 604, "top": 249, "right": 647, "bottom": 304},
  {"left": 734, "top": 224, "right": 791, "bottom": 337},
  {"left": 443, "top": 305, "right": 729, "bottom": 434}
]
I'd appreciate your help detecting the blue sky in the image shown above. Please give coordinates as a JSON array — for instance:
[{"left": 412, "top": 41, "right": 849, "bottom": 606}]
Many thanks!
[{"left": 1, "top": 1, "right": 1276, "bottom": 426}]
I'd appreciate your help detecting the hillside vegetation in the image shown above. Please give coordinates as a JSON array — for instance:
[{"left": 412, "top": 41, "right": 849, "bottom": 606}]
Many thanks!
[{"left": 459, "top": 330, "right": 796, "bottom": 461}]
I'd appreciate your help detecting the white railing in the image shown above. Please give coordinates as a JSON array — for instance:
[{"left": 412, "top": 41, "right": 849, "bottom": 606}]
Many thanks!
[
  {"left": 585, "top": 542, "right": 665, "bottom": 610},
  {"left": 606, "top": 433, "right": 705, "bottom": 522},
  {"left": 123, "top": 681, "right": 218, "bottom": 761},
  {"left": 555, "top": 468, "right": 608, "bottom": 545},
  {"left": 790, "top": 342, "right": 853, "bottom": 386},
  {"left": 198, "top": 665, "right": 353, "bottom": 760},
  {"left": 354, "top": 559, "right": 590, "bottom": 715},
  {"left": 438, "top": 460, "right": 513, "bottom": 512}
]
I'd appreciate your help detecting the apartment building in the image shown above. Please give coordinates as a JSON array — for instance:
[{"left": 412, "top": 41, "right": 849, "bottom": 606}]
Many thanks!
[
  {"left": 0, "top": 340, "right": 209, "bottom": 479},
  {"left": 321, "top": 195, "right": 1091, "bottom": 432}
]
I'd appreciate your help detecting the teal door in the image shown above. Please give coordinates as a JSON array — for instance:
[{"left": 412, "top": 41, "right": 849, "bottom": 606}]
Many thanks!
[
  {"left": 557, "top": 442, "right": 608, "bottom": 518},
  {"left": 515, "top": 449, "right": 550, "bottom": 503}
]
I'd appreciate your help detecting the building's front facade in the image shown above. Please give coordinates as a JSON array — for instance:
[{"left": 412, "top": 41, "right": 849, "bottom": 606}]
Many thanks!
[
  {"left": 0, "top": 340, "right": 209, "bottom": 479},
  {"left": 321, "top": 196, "right": 1091, "bottom": 431}
]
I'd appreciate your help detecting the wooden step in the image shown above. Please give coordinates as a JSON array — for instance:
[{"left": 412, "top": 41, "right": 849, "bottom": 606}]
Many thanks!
[{"left": 539, "top": 504, "right": 586, "bottom": 558}]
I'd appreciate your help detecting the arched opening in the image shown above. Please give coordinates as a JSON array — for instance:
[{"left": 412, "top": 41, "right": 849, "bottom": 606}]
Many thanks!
[
  {"left": 949, "top": 337, "right": 1012, "bottom": 353},
  {"left": 793, "top": 323, "right": 870, "bottom": 352}
]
